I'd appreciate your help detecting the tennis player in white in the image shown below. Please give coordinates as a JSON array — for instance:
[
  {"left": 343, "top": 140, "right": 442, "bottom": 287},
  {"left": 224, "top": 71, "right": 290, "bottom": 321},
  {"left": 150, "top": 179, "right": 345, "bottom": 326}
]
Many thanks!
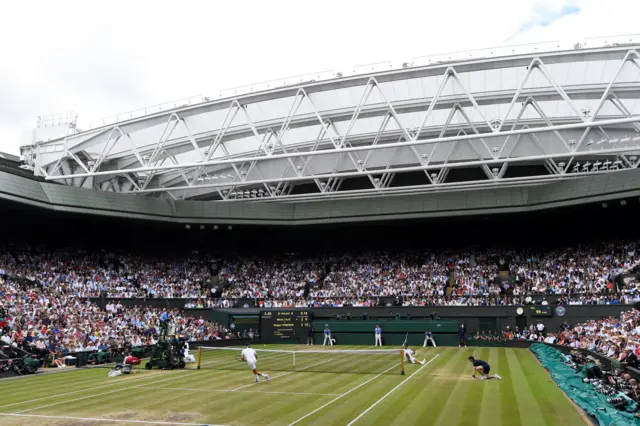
[
  {"left": 240, "top": 344, "right": 270, "bottom": 383},
  {"left": 403, "top": 344, "right": 426, "bottom": 365},
  {"left": 183, "top": 342, "right": 196, "bottom": 364}
]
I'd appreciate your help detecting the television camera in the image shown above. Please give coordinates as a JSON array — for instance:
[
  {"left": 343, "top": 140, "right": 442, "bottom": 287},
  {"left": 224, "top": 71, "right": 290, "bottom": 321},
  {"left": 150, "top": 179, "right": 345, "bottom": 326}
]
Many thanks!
[
  {"left": 145, "top": 337, "right": 188, "bottom": 370},
  {"left": 0, "top": 343, "right": 40, "bottom": 376}
]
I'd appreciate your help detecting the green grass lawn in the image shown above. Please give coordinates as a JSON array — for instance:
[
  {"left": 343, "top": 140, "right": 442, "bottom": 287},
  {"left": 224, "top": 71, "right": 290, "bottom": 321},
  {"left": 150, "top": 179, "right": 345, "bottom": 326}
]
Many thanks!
[{"left": 0, "top": 345, "right": 588, "bottom": 426}]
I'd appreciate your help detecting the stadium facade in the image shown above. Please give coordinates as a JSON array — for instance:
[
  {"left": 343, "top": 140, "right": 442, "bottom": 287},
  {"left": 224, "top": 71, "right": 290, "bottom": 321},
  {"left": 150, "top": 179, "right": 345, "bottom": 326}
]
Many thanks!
[{"left": 4, "top": 42, "right": 640, "bottom": 225}]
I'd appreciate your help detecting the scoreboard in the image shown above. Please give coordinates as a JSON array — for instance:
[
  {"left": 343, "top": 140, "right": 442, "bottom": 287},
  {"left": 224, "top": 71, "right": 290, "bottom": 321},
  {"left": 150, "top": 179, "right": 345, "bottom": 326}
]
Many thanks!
[
  {"left": 529, "top": 306, "right": 553, "bottom": 317},
  {"left": 260, "top": 310, "right": 310, "bottom": 341}
]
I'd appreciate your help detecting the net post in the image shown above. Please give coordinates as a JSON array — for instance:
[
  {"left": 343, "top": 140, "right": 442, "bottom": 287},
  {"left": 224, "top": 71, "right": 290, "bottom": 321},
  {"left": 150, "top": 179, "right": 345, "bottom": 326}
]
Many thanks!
[
  {"left": 196, "top": 347, "right": 202, "bottom": 370},
  {"left": 400, "top": 349, "right": 405, "bottom": 375}
]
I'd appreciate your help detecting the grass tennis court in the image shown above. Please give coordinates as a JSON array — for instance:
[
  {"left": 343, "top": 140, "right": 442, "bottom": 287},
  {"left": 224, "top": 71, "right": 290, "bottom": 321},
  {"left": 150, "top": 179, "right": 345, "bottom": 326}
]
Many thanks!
[{"left": 0, "top": 345, "right": 588, "bottom": 426}]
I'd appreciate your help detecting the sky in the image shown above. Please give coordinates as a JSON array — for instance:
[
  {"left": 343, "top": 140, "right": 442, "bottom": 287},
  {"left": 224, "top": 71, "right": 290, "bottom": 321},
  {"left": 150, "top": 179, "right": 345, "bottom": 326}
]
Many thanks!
[{"left": 0, "top": 0, "right": 639, "bottom": 155}]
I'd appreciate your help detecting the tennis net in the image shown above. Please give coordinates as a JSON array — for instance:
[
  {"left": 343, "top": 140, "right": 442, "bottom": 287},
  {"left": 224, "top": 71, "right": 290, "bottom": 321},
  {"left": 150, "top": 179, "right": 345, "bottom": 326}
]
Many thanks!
[{"left": 194, "top": 347, "right": 406, "bottom": 375}]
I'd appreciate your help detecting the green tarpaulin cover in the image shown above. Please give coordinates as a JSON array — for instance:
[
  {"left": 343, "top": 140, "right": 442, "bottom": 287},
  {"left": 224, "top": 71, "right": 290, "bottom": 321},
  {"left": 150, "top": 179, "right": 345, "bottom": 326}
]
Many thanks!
[{"left": 530, "top": 343, "right": 640, "bottom": 426}]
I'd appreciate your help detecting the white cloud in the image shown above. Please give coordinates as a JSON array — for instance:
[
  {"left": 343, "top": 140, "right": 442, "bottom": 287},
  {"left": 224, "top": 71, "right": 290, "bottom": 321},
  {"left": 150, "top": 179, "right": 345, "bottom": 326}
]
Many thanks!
[{"left": 0, "top": 0, "right": 638, "bottom": 154}]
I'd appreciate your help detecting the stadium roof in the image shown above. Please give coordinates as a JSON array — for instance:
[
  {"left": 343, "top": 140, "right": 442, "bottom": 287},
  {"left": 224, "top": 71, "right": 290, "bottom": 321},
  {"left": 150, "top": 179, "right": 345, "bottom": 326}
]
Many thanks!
[
  {"left": 0, "top": 151, "right": 19, "bottom": 162},
  {"left": 20, "top": 43, "right": 640, "bottom": 203}
]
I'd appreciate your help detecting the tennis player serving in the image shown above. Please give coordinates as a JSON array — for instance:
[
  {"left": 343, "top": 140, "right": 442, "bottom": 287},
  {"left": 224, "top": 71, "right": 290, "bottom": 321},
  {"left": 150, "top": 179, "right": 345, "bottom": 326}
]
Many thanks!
[{"left": 468, "top": 356, "right": 502, "bottom": 380}]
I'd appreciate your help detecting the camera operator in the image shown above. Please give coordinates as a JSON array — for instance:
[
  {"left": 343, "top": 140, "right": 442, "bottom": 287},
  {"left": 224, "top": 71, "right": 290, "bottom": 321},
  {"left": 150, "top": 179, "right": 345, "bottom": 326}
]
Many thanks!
[
  {"left": 623, "top": 348, "right": 639, "bottom": 369},
  {"left": 159, "top": 310, "right": 170, "bottom": 338}
]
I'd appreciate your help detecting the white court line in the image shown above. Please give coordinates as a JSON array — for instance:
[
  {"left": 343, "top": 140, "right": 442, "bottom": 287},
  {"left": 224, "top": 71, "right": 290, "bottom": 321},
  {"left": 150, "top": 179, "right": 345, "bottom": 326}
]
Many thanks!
[
  {"left": 345, "top": 354, "right": 440, "bottom": 426},
  {"left": 13, "top": 370, "right": 203, "bottom": 414},
  {"left": 0, "top": 412, "right": 225, "bottom": 425},
  {"left": 287, "top": 362, "right": 402, "bottom": 426},
  {"left": 0, "top": 370, "right": 174, "bottom": 410},
  {"left": 0, "top": 351, "right": 288, "bottom": 410},
  {"left": 229, "top": 355, "right": 340, "bottom": 391},
  {"left": 150, "top": 387, "right": 340, "bottom": 396},
  {"left": 12, "top": 351, "right": 334, "bottom": 415}
]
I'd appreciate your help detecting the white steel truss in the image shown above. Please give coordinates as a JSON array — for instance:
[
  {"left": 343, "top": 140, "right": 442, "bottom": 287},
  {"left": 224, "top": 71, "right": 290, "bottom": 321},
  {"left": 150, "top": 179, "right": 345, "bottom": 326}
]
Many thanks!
[{"left": 22, "top": 45, "right": 640, "bottom": 202}]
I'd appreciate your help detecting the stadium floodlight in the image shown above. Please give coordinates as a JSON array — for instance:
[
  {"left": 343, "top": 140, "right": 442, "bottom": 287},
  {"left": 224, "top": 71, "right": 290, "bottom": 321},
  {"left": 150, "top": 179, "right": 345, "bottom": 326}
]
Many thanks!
[
  {"left": 558, "top": 162, "right": 565, "bottom": 169},
  {"left": 491, "top": 167, "right": 499, "bottom": 177},
  {"left": 621, "top": 135, "right": 631, "bottom": 142},
  {"left": 592, "top": 161, "right": 601, "bottom": 171},
  {"left": 373, "top": 178, "right": 381, "bottom": 186},
  {"left": 602, "top": 160, "right": 611, "bottom": 171},
  {"left": 568, "top": 139, "right": 576, "bottom": 148},
  {"left": 492, "top": 146, "right": 499, "bottom": 156},
  {"left": 633, "top": 134, "right": 640, "bottom": 141},
  {"left": 630, "top": 156, "right": 638, "bottom": 162},
  {"left": 612, "top": 160, "right": 622, "bottom": 170},
  {"left": 609, "top": 137, "right": 619, "bottom": 144},
  {"left": 430, "top": 172, "right": 438, "bottom": 180},
  {"left": 582, "top": 162, "right": 591, "bottom": 172},
  {"left": 572, "top": 163, "right": 580, "bottom": 172}
]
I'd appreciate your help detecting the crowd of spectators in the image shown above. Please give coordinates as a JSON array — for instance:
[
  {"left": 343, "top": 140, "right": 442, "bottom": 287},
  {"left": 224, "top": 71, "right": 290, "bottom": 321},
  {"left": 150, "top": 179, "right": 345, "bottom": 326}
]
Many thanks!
[
  {"left": 1, "top": 240, "right": 639, "bottom": 357},
  {"left": 1, "top": 242, "right": 638, "bottom": 305},
  {"left": 0, "top": 271, "right": 237, "bottom": 364},
  {"left": 554, "top": 310, "right": 640, "bottom": 366}
]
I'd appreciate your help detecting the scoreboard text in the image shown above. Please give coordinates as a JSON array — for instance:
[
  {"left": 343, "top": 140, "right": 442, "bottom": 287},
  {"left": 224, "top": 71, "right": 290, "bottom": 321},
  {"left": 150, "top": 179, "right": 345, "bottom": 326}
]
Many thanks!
[{"left": 260, "top": 310, "right": 309, "bottom": 340}]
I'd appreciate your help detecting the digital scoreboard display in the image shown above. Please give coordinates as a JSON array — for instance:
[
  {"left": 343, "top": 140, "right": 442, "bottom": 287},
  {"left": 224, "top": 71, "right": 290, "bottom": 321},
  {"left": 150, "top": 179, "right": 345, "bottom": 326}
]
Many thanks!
[
  {"left": 260, "top": 310, "right": 309, "bottom": 341},
  {"left": 529, "top": 306, "right": 553, "bottom": 317}
]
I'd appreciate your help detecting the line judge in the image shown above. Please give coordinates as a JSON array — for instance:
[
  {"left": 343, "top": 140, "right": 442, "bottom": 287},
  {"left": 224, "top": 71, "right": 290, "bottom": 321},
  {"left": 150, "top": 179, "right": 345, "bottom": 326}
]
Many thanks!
[{"left": 374, "top": 324, "right": 382, "bottom": 346}]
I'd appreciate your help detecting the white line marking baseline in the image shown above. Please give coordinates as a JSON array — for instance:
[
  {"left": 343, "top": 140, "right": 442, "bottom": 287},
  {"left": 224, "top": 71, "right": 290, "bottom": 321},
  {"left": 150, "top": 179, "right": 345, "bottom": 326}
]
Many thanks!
[{"left": 0, "top": 412, "right": 225, "bottom": 425}]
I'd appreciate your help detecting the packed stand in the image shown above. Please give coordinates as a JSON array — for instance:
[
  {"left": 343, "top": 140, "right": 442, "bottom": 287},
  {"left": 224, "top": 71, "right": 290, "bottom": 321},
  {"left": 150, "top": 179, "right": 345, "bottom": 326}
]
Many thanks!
[
  {"left": 0, "top": 247, "right": 216, "bottom": 299},
  {"left": 0, "top": 271, "right": 237, "bottom": 366},
  {"left": 0, "top": 242, "right": 638, "bottom": 308},
  {"left": 554, "top": 309, "right": 640, "bottom": 365},
  {"left": 218, "top": 241, "right": 639, "bottom": 306}
]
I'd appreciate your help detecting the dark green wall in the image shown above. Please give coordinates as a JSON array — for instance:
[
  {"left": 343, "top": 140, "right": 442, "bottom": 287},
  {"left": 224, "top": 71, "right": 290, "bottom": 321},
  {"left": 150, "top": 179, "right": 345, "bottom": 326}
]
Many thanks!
[{"left": 313, "top": 320, "right": 459, "bottom": 333}]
